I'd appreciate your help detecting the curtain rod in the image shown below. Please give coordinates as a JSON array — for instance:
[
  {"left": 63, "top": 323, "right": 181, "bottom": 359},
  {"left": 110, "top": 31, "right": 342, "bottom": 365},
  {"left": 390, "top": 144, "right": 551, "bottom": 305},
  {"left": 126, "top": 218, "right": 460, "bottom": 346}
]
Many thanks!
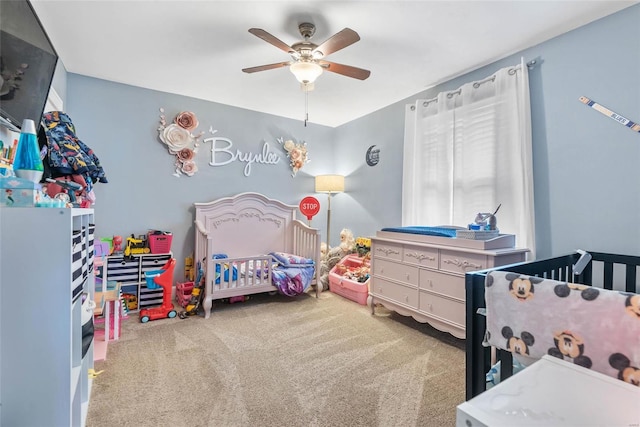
[{"left": 415, "top": 59, "right": 539, "bottom": 109}]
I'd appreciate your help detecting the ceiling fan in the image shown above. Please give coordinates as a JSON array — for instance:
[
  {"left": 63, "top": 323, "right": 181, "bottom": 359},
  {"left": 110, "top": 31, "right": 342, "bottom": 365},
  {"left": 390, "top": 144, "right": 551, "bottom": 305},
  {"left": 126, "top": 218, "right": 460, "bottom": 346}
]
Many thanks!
[{"left": 242, "top": 22, "right": 371, "bottom": 87}]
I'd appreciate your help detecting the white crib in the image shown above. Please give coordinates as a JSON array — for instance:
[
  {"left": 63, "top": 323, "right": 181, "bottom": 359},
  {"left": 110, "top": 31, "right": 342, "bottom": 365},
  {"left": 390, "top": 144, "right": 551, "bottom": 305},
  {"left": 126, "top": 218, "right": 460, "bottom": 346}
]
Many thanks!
[{"left": 194, "top": 192, "right": 321, "bottom": 318}]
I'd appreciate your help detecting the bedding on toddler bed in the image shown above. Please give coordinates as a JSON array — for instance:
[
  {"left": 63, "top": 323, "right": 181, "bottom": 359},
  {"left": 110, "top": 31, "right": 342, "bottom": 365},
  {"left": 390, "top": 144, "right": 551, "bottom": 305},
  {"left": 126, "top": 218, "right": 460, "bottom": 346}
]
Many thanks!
[
  {"left": 211, "top": 252, "right": 315, "bottom": 297},
  {"left": 212, "top": 254, "right": 239, "bottom": 283},
  {"left": 270, "top": 252, "right": 315, "bottom": 297}
]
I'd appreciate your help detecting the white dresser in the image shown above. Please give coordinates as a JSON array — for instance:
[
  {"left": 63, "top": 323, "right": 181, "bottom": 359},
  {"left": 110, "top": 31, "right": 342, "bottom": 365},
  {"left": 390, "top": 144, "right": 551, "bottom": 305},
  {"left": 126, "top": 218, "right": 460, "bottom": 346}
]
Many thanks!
[{"left": 370, "top": 231, "right": 528, "bottom": 339}]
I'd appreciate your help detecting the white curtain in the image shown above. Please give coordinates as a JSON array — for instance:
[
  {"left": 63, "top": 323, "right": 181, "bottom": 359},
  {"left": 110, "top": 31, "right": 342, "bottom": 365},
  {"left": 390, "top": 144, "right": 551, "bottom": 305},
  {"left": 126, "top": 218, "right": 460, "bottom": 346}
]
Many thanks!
[{"left": 403, "top": 59, "right": 536, "bottom": 257}]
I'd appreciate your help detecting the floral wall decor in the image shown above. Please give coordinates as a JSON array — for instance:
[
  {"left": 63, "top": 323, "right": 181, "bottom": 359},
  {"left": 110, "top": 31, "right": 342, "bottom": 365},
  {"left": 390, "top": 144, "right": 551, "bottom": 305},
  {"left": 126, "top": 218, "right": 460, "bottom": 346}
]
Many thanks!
[
  {"left": 157, "top": 108, "right": 204, "bottom": 177},
  {"left": 278, "top": 137, "right": 309, "bottom": 177}
]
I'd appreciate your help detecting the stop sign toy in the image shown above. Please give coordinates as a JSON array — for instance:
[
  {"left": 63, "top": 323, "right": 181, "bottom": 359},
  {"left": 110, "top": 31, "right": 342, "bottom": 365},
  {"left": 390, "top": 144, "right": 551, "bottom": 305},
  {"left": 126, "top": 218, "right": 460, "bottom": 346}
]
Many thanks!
[{"left": 299, "top": 196, "right": 320, "bottom": 220}]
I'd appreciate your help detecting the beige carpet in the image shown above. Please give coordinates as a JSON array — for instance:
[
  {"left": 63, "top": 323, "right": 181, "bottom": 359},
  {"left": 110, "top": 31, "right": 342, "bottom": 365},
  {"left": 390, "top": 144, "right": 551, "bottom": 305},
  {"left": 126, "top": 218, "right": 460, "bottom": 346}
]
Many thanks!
[{"left": 86, "top": 291, "right": 465, "bottom": 427}]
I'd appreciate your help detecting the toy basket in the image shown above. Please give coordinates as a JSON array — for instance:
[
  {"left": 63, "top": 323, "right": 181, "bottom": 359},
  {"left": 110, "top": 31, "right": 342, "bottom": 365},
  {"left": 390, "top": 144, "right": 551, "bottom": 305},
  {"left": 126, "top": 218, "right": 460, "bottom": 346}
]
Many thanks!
[
  {"left": 329, "top": 255, "right": 370, "bottom": 305},
  {"left": 175, "top": 281, "right": 194, "bottom": 307},
  {"left": 148, "top": 232, "right": 173, "bottom": 254},
  {"left": 144, "top": 269, "right": 165, "bottom": 289}
]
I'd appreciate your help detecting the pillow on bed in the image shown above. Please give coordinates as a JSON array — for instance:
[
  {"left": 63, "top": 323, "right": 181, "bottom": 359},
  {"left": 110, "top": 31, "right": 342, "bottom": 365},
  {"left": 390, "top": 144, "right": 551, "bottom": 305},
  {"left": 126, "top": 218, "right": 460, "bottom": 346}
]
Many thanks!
[{"left": 270, "top": 252, "right": 314, "bottom": 267}]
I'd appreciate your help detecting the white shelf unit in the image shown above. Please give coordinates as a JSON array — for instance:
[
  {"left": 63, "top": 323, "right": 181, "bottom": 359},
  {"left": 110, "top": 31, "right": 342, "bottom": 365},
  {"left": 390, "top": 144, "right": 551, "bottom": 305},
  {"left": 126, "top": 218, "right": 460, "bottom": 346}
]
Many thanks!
[
  {"left": 0, "top": 208, "right": 95, "bottom": 427},
  {"left": 103, "top": 253, "right": 172, "bottom": 311}
]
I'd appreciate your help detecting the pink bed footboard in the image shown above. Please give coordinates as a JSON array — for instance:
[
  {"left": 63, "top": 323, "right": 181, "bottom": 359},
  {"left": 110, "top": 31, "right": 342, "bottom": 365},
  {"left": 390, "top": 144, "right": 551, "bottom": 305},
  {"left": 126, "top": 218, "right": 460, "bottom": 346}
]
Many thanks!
[
  {"left": 194, "top": 192, "right": 321, "bottom": 319},
  {"left": 202, "top": 255, "right": 275, "bottom": 316}
]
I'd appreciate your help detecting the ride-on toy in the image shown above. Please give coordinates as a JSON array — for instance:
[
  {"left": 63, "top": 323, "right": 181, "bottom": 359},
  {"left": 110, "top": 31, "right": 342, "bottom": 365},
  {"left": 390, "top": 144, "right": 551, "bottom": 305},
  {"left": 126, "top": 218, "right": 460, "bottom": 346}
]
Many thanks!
[{"left": 139, "top": 258, "right": 177, "bottom": 323}]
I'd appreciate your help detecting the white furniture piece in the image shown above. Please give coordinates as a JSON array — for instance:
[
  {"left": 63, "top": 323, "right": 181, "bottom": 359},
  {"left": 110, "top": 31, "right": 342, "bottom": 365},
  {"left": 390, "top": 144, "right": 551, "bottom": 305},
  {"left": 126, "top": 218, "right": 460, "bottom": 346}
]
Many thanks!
[
  {"left": 456, "top": 355, "right": 640, "bottom": 426},
  {"left": 102, "top": 252, "right": 172, "bottom": 311},
  {"left": 0, "top": 208, "right": 95, "bottom": 426},
  {"left": 194, "top": 192, "right": 321, "bottom": 319},
  {"left": 370, "top": 231, "right": 528, "bottom": 339}
]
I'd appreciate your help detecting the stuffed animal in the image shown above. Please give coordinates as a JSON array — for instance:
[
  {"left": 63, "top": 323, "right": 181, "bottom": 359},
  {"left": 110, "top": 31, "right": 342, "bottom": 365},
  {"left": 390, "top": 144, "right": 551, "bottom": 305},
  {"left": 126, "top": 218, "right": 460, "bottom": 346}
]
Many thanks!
[
  {"left": 320, "top": 242, "right": 328, "bottom": 258},
  {"left": 318, "top": 228, "right": 357, "bottom": 291},
  {"left": 339, "top": 228, "right": 356, "bottom": 253}
]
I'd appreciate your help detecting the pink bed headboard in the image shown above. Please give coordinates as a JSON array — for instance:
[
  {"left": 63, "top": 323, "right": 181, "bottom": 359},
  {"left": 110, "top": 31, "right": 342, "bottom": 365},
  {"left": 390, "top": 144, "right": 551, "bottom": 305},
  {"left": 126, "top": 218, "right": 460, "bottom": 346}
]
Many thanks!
[{"left": 194, "top": 192, "right": 300, "bottom": 260}]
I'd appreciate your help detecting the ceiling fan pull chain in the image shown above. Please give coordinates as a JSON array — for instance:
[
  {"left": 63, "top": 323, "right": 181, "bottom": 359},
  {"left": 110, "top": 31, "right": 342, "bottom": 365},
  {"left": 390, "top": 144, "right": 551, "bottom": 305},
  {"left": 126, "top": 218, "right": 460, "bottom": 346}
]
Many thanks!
[{"left": 304, "top": 86, "right": 309, "bottom": 127}]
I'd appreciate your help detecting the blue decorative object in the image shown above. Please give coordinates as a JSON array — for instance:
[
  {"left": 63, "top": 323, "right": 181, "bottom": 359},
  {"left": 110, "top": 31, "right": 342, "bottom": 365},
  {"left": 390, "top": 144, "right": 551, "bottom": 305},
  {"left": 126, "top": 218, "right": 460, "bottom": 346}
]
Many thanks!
[
  {"left": 380, "top": 226, "right": 459, "bottom": 238},
  {"left": 13, "top": 119, "right": 43, "bottom": 183}
]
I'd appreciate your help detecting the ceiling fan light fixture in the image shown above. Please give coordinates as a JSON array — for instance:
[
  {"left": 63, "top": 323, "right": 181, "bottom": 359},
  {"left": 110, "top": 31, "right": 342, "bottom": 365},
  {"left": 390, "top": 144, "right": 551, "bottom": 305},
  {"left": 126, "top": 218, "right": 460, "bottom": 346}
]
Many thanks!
[{"left": 290, "top": 61, "right": 323, "bottom": 84}]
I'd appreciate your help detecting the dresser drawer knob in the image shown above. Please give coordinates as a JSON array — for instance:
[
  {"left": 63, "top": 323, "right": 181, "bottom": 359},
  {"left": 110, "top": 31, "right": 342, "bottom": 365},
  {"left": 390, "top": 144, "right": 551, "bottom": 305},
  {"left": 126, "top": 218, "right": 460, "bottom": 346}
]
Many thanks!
[
  {"left": 405, "top": 295, "right": 409, "bottom": 303},
  {"left": 406, "top": 273, "right": 410, "bottom": 280}
]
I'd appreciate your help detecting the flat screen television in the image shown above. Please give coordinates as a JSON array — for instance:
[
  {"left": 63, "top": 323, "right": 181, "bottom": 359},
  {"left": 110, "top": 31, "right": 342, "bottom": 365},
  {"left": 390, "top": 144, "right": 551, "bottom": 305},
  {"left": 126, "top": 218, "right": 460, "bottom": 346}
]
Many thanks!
[{"left": 0, "top": 0, "right": 58, "bottom": 133}]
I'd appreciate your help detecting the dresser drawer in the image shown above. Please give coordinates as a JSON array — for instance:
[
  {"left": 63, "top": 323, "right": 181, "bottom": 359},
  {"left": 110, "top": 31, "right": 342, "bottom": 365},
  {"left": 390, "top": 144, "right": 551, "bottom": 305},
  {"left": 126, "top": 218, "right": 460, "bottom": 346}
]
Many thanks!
[
  {"left": 140, "top": 254, "right": 172, "bottom": 272},
  {"left": 139, "top": 283, "right": 163, "bottom": 308},
  {"left": 371, "top": 278, "right": 419, "bottom": 309},
  {"left": 106, "top": 256, "right": 141, "bottom": 283},
  {"left": 372, "top": 241, "right": 403, "bottom": 261},
  {"left": 419, "top": 269, "right": 465, "bottom": 301},
  {"left": 439, "top": 250, "right": 487, "bottom": 275},
  {"left": 418, "top": 290, "right": 465, "bottom": 326},
  {"left": 403, "top": 246, "right": 438, "bottom": 269},
  {"left": 373, "top": 258, "right": 419, "bottom": 286}
]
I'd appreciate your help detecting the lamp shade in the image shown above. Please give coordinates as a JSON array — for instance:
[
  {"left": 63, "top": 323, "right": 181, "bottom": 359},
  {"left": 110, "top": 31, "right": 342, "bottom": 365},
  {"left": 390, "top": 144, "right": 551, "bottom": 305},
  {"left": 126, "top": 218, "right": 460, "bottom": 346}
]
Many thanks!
[
  {"left": 290, "top": 61, "right": 323, "bottom": 84},
  {"left": 315, "top": 174, "right": 345, "bottom": 193}
]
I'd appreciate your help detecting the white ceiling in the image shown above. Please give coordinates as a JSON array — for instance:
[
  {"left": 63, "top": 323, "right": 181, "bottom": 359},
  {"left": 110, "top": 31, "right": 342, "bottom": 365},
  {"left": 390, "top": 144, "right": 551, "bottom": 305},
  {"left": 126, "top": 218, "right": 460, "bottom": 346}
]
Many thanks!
[{"left": 31, "top": 0, "right": 637, "bottom": 128}]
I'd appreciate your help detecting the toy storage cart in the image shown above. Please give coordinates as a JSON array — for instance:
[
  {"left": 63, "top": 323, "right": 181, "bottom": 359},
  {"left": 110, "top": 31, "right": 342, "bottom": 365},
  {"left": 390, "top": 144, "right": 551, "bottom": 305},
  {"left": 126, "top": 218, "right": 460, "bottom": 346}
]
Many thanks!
[{"left": 328, "top": 255, "right": 371, "bottom": 305}]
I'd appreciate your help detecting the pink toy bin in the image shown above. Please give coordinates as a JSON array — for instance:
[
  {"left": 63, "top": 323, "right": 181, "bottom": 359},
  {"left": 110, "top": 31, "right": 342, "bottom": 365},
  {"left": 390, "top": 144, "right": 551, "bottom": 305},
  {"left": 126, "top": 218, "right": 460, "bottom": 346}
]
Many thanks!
[
  {"left": 148, "top": 231, "right": 173, "bottom": 254},
  {"left": 175, "top": 281, "right": 194, "bottom": 307},
  {"left": 328, "top": 255, "right": 370, "bottom": 305}
]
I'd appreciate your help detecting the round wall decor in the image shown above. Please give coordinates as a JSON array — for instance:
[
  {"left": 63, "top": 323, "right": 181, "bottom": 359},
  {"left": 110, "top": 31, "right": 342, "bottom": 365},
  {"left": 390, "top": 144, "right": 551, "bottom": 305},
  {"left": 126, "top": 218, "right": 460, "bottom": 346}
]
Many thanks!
[{"left": 366, "top": 145, "right": 380, "bottom": 166}]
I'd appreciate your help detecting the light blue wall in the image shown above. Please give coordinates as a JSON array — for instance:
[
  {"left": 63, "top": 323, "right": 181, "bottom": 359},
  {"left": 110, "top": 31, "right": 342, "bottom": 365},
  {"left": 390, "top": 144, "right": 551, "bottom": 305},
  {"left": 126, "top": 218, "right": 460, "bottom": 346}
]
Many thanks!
[
  {"left": 332, "top": 4, "right": 640, "bottom": 259},
  {"left": 54, "top": 4, "right": 639, "bottom": 270},
  {"left": 65, "top": 76, "right": 338, "bottom": 272}
]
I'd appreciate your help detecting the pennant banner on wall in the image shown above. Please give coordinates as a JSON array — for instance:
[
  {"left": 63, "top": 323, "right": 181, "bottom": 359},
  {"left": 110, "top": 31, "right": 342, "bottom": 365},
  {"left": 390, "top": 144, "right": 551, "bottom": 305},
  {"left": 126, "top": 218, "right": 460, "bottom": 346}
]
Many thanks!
[{"left": 579, "top": 96, "right": 640, "bottom": 133}]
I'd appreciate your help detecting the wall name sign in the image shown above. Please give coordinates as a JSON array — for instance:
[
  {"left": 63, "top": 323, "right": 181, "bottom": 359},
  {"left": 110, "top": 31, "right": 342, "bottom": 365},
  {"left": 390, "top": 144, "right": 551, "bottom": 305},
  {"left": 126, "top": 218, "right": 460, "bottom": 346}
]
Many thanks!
[
  {"left": 156, "top": 109, "right": 306, "bottom": 178},
  {"left": 205, "top": 134, "right": 282, "bottom": 177}
]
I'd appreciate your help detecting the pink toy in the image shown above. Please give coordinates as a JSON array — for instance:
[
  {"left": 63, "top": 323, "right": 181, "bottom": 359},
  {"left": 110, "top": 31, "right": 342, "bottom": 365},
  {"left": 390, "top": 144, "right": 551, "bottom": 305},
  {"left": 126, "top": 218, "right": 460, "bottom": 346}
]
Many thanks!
[{"left": 112, "top": 235, "right": 123, "bottom": 254}]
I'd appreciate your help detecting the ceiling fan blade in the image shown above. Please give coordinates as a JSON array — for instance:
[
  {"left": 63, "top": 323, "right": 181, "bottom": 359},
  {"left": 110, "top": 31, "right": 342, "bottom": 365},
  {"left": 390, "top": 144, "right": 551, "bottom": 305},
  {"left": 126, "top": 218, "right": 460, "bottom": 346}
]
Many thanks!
[
  {"left": 319, "top": 61, "right": 371, "bottom": 80},
  {"left": 248, "top": 28, "right": 294, "bottom": 54},
  {"left": 242, "top": 61, "right": 291, "bottom": 74},
  {"left": 313, "top": 28, "right": 360, "bottom": 57}
]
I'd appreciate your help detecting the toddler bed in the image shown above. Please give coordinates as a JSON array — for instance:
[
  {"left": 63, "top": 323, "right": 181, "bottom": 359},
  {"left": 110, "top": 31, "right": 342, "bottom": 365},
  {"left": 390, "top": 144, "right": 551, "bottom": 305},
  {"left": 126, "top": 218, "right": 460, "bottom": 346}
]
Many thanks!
[
  {"left": 465, "top": 251, "right": 640, "bottom": 400},
  {"left": 194, "top": 192, "right": 321, "bottom": 319}
]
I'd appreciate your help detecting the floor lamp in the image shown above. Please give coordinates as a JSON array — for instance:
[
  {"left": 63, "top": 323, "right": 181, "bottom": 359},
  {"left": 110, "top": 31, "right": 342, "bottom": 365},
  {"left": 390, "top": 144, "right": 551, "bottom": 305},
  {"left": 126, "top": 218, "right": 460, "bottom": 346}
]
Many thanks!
[{"left": 315, "top": 174, "right": 345, "bottom": 247}]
